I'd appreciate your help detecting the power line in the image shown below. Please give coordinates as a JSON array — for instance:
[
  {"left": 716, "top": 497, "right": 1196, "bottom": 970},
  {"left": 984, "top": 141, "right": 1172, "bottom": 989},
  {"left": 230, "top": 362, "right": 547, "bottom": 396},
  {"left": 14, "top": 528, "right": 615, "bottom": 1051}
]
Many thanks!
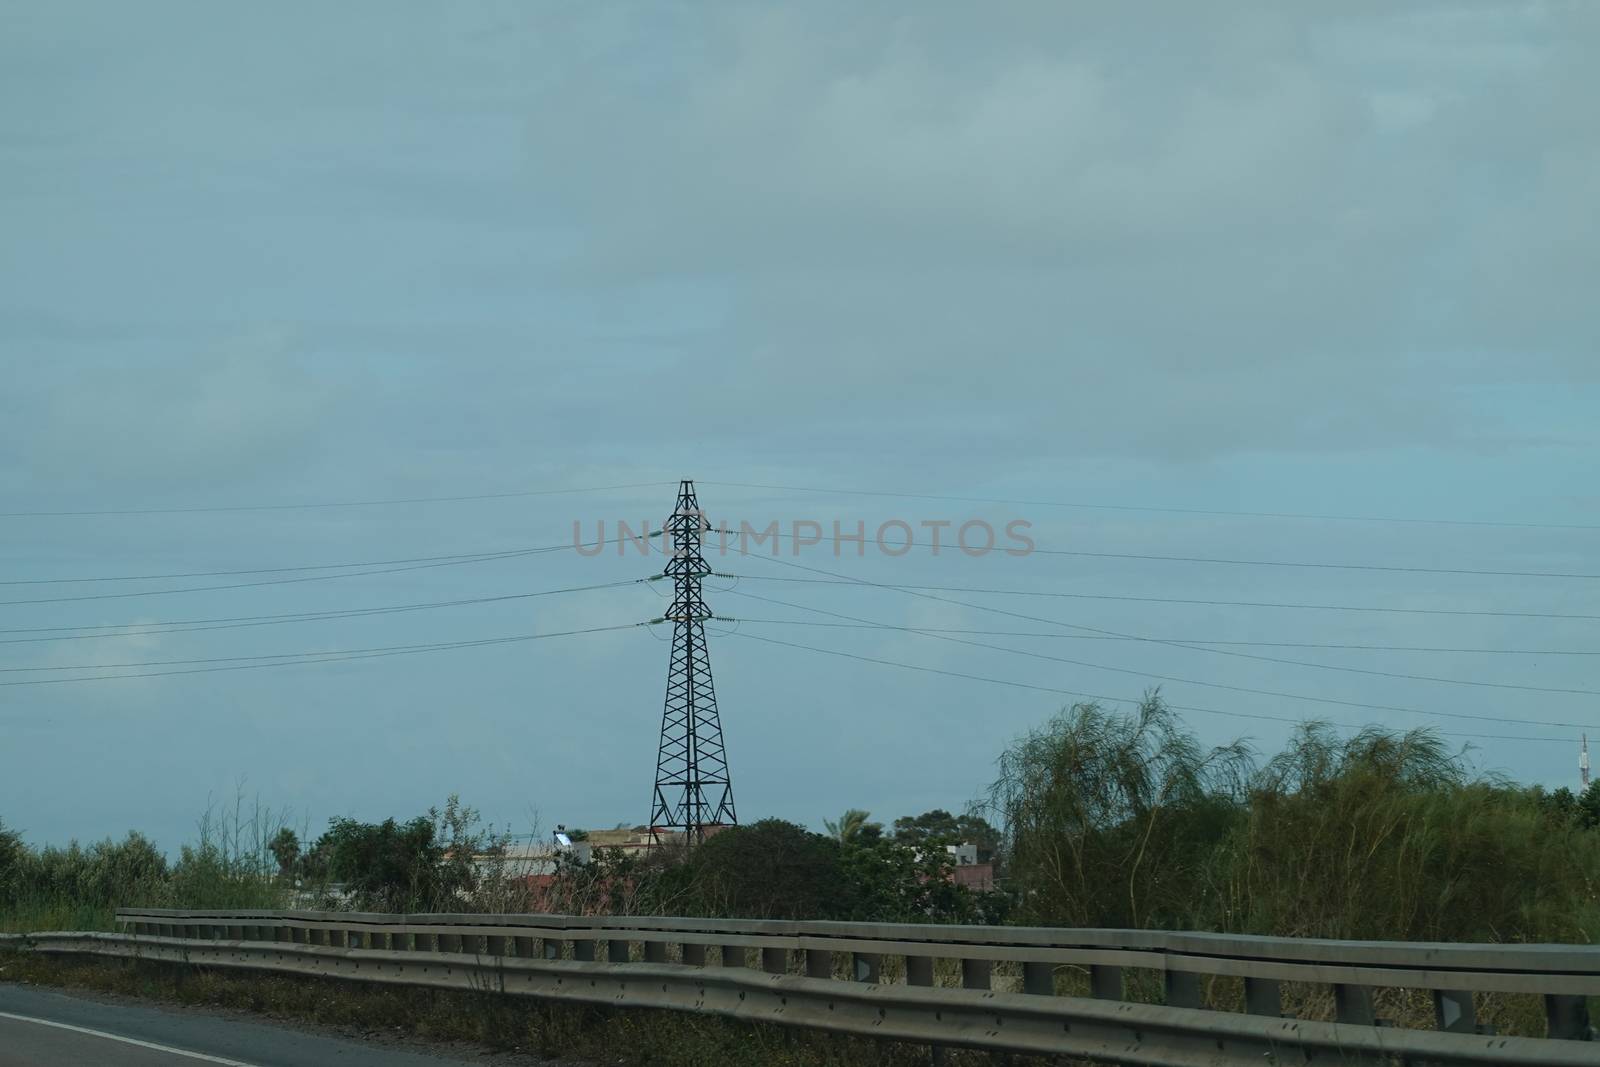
[
  {"left": 0, "top": 551, "right": 548, "bottom": 608},
  {"left": 0, "top": 579, "right": 654, "bottom": 646},
  {"left": 727, "top": 631, "right": 1578, "bottom": 745},
  {"left": 0, "top": 531, "right": 663, "bottom": 608},
  {"left": 714, "top": 573, "right": 1600, "bottom": 623},
  {"left": 719, "top": 611, "right": 1600, "bottom": 696},
  {"left": 0, "top": 481, "right": 674, "bottom": 519},
  {"left": 4, "top": 527, "right": 674, "bottom": 585},
  {"left": 1025, "top": 547, "right": 1600, "bottom": 581},
  {"left": 0, "top": 622, "right": 649, "bottom": 687},
  {"left": 708, "top": 617, "right": 1599, "bottom": 657},
  {"left": 701, "top": 480, "right": 1600, "bottom": 531},
  {"left": 0, "top": 547, "right": 569, "bottom": 586},
  {"left": 0, "top": 552, "right": 534, "bottom": 608},
  {"left": 722, "top": 559, "right": 1600, "bottom": 729},
  {"left": 724, "top": 567, "right": 1600, "bottom": 696},
  {"left": 702, "top": 528, "right": 1600, "bottom": 581},
  {"left": 11, "top": 520, "right": 1591, "bottom": 597}
]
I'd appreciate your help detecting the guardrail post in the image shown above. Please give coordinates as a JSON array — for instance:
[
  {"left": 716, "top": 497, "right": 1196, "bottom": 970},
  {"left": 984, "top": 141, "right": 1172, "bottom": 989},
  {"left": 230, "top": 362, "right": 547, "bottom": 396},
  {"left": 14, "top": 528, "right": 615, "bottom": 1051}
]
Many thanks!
[
  {"left": 906, "top": 956, "right": 934, "bottom": 987},
  {"left": 544, "top": 938, "right": 563, "bottom": 961},
  {"left": 574, "top": 939, "right": 596, "bottom": 962},
  {"left": 1089, "top": 965, "right": 1121, "bottom": 1000},
  {"left": 514, "top": 935, "right": 534, "bottom": 957},
  {"left": 414, "top": 932, "right": 436, "bottom": 952},
  {"left": 721, "top": 945, "right": 745, "bottom": 967},
  {"left": 1245, "top": 977, "right": 1281, "bottom": 1017},
  {"left": 1334, "top": 984, "right": 1375, "bottom": 1025},
  {"left": 681, "top": 943, "right": 705, "bottom": 966},
  {"left": 761, "top": 947, "right": 788, "bottom": 974},
  {"left": 1164, "top": 970, "right": 1201, "bottom": 1008},
  {"left": 644, "top": 940, "right": 668, "bottom": 964},
  {"left": 852, "top": 952, "right": 881, "bottom": 983},
  {"left": 1432, "top": 989, "right": 1475, "bottom": 1033},
  {"left": 328, "top": 929, "right": 348, "bottom": 948},
  {"left": 438, "top": 933, "right": 461, "bottom": 953},
  {"left": 806, "top": 950, "right": 833, "bottom": 979},
  {"left": 227, "top": 924, "right": 244, "bottom": 941},
  {"left": 608, "top": 939, "right": 630, "bottom": 964},
  {"left": 961, "top": 959, "right": 992, "bottom": 990},
  {"left": 1546, "top": 994, "right": 1591, "bottom": 1040}
]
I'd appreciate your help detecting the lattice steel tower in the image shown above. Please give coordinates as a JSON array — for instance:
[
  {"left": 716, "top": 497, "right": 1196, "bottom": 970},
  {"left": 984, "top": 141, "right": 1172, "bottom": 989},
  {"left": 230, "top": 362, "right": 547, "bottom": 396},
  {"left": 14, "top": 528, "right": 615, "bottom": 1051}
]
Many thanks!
[{"left": 649, "top": 480, "right": 737, "bottom": 845}]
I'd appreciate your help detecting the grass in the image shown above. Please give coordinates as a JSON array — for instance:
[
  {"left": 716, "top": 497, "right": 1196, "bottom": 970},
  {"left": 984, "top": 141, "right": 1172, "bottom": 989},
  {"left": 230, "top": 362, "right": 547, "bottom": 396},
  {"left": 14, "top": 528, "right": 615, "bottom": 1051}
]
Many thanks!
[
  {"left": 0, "top": 949, "right": 1071, "bottom": 1067},
  {"left": 0, "top": 899, "right": 116, "bottom": 936}
]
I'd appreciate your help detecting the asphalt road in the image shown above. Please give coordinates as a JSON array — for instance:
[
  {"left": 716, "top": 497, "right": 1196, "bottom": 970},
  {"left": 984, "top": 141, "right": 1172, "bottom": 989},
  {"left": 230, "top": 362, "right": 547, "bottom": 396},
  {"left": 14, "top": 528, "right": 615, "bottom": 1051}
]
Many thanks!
[{"left": 0, "top": 983, "right": 544, "bottom": 1066}]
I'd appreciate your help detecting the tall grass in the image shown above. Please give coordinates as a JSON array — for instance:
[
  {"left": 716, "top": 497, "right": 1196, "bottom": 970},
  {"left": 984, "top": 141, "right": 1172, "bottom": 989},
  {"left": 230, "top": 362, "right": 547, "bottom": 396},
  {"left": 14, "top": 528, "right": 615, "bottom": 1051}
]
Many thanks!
[{"left": 0, "top": 791, "right": 298, "bottom": 933}]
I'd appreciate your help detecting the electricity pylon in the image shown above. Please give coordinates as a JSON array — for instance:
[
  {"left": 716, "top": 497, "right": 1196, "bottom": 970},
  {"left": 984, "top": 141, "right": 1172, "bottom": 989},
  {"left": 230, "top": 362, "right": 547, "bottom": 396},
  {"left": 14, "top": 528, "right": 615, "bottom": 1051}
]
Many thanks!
[{"left": 649, "top": 480, "right": 737, "bottom": 846}]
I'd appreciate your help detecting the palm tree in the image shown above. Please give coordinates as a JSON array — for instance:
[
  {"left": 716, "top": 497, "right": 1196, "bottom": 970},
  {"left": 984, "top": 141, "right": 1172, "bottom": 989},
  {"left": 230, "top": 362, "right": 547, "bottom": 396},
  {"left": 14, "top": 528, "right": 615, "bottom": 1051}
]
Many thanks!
[{"left": 823, "top": 809, "right": 882, "bottom": 844}]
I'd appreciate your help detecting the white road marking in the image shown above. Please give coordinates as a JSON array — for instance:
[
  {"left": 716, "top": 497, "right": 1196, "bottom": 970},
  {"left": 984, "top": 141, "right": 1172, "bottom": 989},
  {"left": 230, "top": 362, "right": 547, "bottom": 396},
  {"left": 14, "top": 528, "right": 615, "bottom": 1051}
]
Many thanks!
[{"left": 0, "top": 1010, "right": 263, "bottom": 1065}]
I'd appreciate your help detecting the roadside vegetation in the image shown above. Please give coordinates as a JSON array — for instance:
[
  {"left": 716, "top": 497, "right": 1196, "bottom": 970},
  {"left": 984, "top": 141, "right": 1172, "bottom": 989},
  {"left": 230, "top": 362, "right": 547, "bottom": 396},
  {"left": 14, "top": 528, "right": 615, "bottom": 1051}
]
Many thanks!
[
  {"left": 6, "top": 696, "right": 1600, "bottom": 1050},
  {"left": 6, "top": 696, "right": 1600, "bottom": 942},
  {"left": 988, "top": 696, "right": 1600, "bottom": 944}
]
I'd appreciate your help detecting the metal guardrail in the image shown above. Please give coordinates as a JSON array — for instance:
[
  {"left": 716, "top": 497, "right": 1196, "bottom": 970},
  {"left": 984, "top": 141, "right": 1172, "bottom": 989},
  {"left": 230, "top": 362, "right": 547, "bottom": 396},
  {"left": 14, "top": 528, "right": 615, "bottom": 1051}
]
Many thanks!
[{"left": 5, "top": 909, "right": 1596, "bottom": 1065}]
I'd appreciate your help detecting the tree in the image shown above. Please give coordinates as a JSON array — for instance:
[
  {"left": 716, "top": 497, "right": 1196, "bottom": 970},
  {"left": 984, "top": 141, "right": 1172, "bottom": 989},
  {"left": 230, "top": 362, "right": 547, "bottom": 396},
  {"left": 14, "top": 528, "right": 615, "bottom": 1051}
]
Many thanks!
[
  {"left": 891, "top": 809, "right": 959, "bottom": 847},
  {"left": 892, "top": 810, "right": 1001, "bottom": 862},
  {"left": 307, "top": 796, "right": 502, "bottom": 911},
  {"left": 315, "top": 816, "right": 442, "bottom": 910},
  {"left": 837, "top": 837, "right": 981, "bottom": 923},
  {"left": 988, "top": 694, "right": 1250, "bottom": 929},
  {"left": 1217, "top": 723, "right": 1600, "bottom": 942},
  {"left": 676, "top": 819, "right": 846, "bottom": 919},
  {"left": 268, "top": 828, "right": 300, "bottom": 878},
  {"left": 823, "top": 809, "right": 882, "bottom": 845},
  {"left": 1580, "top": 781, "right": 1600, "bottom": 830},
  {"left": 0, "top": 818, "right": 24, "bottom": 903}
]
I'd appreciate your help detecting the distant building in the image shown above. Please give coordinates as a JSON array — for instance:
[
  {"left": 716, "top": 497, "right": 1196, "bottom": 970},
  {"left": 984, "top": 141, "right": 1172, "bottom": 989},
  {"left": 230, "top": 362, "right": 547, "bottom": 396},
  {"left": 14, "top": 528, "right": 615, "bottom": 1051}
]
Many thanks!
[
  {"left": 943, "top": 843, "right": 995, "bottom": 890},
  {"left": 902, "top": 842, "right": 997, "bottom": 895},
  {"left": 951, "top": 861, "right": 995, "bottom": 892},
  {"left": 945, "top": 843, "right": 979, "bottom": 866}
]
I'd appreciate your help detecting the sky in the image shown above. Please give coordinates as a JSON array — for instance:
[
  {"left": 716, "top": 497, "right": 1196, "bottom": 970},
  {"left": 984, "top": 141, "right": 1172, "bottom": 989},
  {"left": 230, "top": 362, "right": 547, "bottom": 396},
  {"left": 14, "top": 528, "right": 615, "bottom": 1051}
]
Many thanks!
[{"left": 1, "top": 1, "right": 1596, "bottom": 853}]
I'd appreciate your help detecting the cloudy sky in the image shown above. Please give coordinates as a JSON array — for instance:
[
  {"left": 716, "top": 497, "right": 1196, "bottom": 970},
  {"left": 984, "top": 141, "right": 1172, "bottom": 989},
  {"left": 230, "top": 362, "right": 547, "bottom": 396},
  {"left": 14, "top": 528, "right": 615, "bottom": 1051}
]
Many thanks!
[{"left": 2, "top": 2, "right": 1596, "bottom": 852}]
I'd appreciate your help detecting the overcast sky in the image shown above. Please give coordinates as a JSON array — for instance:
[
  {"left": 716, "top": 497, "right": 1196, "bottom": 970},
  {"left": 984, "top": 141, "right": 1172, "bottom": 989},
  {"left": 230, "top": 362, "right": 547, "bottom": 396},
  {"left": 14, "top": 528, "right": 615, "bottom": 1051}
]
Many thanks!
[{"left": 2, "top": 2, "right": 1596, "bottom": 852}]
